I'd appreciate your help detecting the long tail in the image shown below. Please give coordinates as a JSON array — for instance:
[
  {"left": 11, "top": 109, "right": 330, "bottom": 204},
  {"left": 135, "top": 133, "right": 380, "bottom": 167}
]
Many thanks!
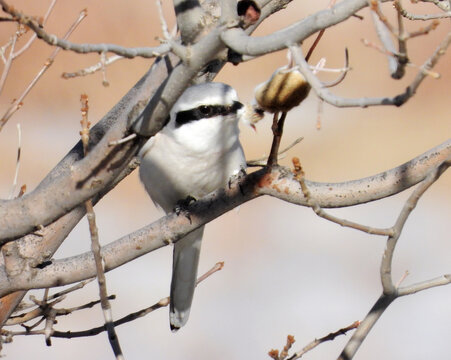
[{"left": 170, "top": 226, "right": 204, "bottom": 331}]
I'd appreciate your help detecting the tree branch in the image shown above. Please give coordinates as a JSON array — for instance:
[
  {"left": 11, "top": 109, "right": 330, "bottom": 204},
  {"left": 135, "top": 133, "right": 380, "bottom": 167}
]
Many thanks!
[
  {"left": 0, "top": 0, "right": 170, "bottom": 59},
  {"left": 0, "top": 139, "right": 449, "bottom": 297},
  {"left": 221, "top": 0, "right": 390, "bottom": 57},
  {"left": 0, "top": 51, "right": 181, "bottom": 242},
  {"left": 290, "top": 30, "right": 451, "bottom": 108},
  {"left": 338, "top": 155, "right": 451, "bottom": 360}
]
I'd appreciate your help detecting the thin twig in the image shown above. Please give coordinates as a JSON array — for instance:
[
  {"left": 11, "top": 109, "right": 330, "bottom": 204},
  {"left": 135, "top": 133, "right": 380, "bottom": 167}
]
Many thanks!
[
  {"left": 286, "top": 321, "right": 360, "bottom": 360},
  {"left": 7, "top": 294, "right": 115, "bottom": 326},
  {"left": 408, "top": 19, "right": 440, "bottom": 38},
  {"left": 100, "top": 52, "right": 109, "bottom": 87},
  {"left": 80, "top": 95, "right": 124, "bottom": 359},
  {"left": 4, "top": 262, "right": 224, "bottom": 339},
  {"left": 43, "top": 308, "right": 56, "bottom": 346},
  {"left": 397, "top": 9, "right": 451, "bottom": 20},
  {"left": 280, "top": 335, "right": 296, "bottom": 360},
  {"left": 108, "top": 133, "right": 138, "bottom": 147},
  {"left": 304, "top": 0, "right": 337, "bottom": 62},
  {"left": 267, "top": 112, "right": 287, "bottom": 167},
  {"left": 370, "top": 0, "right": 406, "bottom": 78},
  {"left": 6, "top": 297, "right": 65, "bottom": 326},
  {"left": 12, "top": 0, "right": 57, "bottom": 59},
  {"left": 8, "top": 124, "right": 22, "bottom": 199},
  {"left": 338, "top": 157, "right": 451, "bottom": 360},
  {"left": 292, "top": 157, "right": 394, "bottom": 236},
  {"left": 247, "top": 136, "right": 303, "bottom": 167},
  {"left": 62, "top": 54, "right": 124, "bottom": 80},
  {"left": 316, "top": 98, "right": 323, "bottom": 130},
  {"left": 0, "top": 0, "right": 170, "bottom": 59},
  {"left": 12, "top": 279, "right": 94, "bottom": 314},
  {"left": 290, "top": 32, "right": 451, "bottom": 107},
  {"left": 381, "top": 156, "right": 451, "bottom": 294},
  {"left": 0, "top": 8, "right": 87, "bottom": 131},
  {"left": 156, "top": 0, "right": 171, "bottom": 40},
  {"left": 0, "top": 26, "right": 17, "bottom": 96},
  {"left": 398, "top": 274, "right": 451, "bottom": 296},
  {"left": 322, "top": 48, "right": 350, "bottom": 88}
]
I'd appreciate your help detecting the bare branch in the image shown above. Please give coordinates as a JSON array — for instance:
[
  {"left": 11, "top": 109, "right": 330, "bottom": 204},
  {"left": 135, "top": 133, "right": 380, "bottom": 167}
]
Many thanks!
[
  {"left": 0, "top": 50, "right": 180, "bottom": 242},
  {"left": 247, "top": 136, "right": 303, "bottom": 167},
  {"left": 80, "top": 95, "right": 124, "bottom": 359},
  {"left": 0, "top": 0, "right": 303, "bottom": 245},
  {"left": 381, "top": 156, "right": 451, "bottom": 294},
  {"left": 339, "top": 156, "right": 451, "bottom": 360},
  {"left": 287, "top": 321, "right": 359, "bottom": 360},
  {"left": 420, "top": 0, "right": 450, "bottom": 11},
  {"left": 370, "top": 1, "right": 405, "bottom": 78},
  {"left": 11, "top": 0, "right": 57, "bottom": 59},
  {"left": 0, "top": 140, "right": 449, "bottom": 296},
  {"left": 0, "top": 0, "right": 170, "bottom": 59},
  {"left": 173, "top": 0, "right": 205, "bottom": 44},
  {"left": 221, "top": 0, "right": 390, "bottom": 57},
  {"left": 267, "top": 112, "right": 287, "bottom": 166},
  {"left": 8, "top": 124, "right": 22, "bottom": 199},
  {"left": 0, "top": 8, "right": 87, "bottom": 131},
  {"left": 338, "top": 294, "right": 394, "bottom": 360},
  {"left": 0, "top": 25, "right": 17, "bottom": 95},
  {"left": 398, "top": 274, "right": 451, "bottom": 296},
  {"left": 290, "top": 31, "right": 451, "bottom": 107},
  {"left": 62, "top": 55, "right": 124, "bottom": 79},
  {"left": 3, "top": 262, "right": 223, "bottom": 340},
  {"left": 397, "top": 9, "right": 451, "bottom": 20},
  {"left": 291, "top": 157, "right": 393, "bottom": 236}
]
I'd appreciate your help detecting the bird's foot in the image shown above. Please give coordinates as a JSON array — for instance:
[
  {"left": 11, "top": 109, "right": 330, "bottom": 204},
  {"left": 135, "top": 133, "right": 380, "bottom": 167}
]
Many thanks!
[
  {"left": 228, "top": 166, "right": 247, "bottom": 196},
  {"left": 174, "top": 195, "right": 197, "bottom": 223}
]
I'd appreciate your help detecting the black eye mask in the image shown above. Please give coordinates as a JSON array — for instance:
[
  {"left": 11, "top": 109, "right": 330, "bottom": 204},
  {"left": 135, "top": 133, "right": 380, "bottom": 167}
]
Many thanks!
[{"left": 175, "top": 101, "right": 243, "bottom": 127}]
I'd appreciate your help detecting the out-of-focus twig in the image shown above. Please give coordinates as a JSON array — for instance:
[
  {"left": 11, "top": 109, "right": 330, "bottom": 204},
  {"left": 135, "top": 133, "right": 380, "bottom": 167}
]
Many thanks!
[
  {"left": 12, "top": 0, "right": 57, "bottom": 59},
  {"left": 0, "top": 8, "right": 87, "bottom": 131},
  {"left": 247, "top": 137, "right": 303, "bottom": 167},
  {"left": 290, "top": 31, "right": 451, "bottom": 107},
  {"left": 0, "top": 0, "right": 170, "bottom": 59},
  {"left": 322, "top": 48, "right": 350, "bottom": 88},
  {"left": 8, "top": 124, "right": 22, "bottom": 199},
  {"left": 62, "top": 54, "right": 124, "bottom": 79},
  {"left": 80, "top": 94, "right": 124, "bottom": 360},
  {"left": 9, "top": 279, "right": 94, "bottom": 317},
  {"left": 0, "top": 27, "right": 17, "bottom": 95},
  {"left": 3, "top": 262, "right": 224, "bottom": 339}
]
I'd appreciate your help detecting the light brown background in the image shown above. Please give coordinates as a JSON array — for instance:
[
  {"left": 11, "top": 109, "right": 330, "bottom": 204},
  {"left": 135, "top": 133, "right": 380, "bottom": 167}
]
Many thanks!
[{"left": 1, "top": 1, "right": 450, "bottom": 359}]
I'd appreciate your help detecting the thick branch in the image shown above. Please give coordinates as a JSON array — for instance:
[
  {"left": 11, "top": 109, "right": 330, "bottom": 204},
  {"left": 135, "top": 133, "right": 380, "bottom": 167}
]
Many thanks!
[
  {"left": 0, "top": 139, "right": 448, "bottom": 296},
  {"left": 0, "top": 0, "right": 306, "bottom": 243},
  {"left": 0, "top": 158, "right": 139, "bottom": 328},
  {"left": 221, "top": 0, "right": 390, "bottom": 57},
  {"left": 0, "top": 53, "right": 179, "bottom": 243},
  {"left": 173, "top": 0, "right": 205, "bottom": 44}
]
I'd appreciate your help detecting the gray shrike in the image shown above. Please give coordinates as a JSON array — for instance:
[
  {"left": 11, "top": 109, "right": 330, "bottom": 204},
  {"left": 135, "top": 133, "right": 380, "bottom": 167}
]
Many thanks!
[{"left": 139, "top": 82, "right": 246, "bottom": 330}]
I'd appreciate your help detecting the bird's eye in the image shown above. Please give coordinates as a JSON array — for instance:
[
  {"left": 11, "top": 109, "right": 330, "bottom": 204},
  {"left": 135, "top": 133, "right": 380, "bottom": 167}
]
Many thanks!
[{"left": 199, "top": 105, "right": 212, "bottom": 115}]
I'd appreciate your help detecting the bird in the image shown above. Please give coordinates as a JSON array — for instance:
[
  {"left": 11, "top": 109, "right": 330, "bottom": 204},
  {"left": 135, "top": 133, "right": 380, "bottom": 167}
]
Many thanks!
[{"left": 139, "top": 82, "right": 246, "bottom": 331}]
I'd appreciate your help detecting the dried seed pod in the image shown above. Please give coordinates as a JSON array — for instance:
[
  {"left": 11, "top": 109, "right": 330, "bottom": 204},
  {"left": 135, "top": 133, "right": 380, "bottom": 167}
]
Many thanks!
[{"left": 254, "top": 67, "right": 310, "bottom": 113}]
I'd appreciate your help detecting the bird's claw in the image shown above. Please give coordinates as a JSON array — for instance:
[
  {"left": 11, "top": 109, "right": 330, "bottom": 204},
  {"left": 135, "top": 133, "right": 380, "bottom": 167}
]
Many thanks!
[
  {"left": 228, "top": 166, "right": 247, "bottom": 189},
  {"left": 174, "top": 195, "right": 197, "bottom": 223}
]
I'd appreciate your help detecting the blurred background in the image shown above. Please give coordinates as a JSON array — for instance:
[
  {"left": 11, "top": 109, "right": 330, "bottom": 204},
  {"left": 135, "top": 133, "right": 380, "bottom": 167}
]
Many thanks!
[{"left": 0, "top": 1, "right": 450, "bottom": 359}]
